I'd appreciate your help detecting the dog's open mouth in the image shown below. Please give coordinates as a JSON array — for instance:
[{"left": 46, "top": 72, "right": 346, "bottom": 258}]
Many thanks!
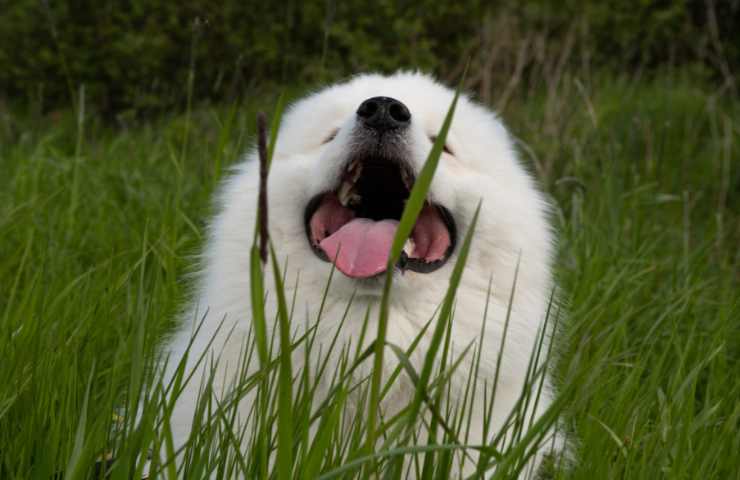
[{"left": 304, "top": 156, "right": 456, "bottom": 279}]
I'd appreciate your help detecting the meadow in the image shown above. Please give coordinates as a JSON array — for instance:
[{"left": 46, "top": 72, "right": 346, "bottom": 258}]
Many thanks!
[{"left": 0, "top": 71, "right": 738, "bottom": 478}]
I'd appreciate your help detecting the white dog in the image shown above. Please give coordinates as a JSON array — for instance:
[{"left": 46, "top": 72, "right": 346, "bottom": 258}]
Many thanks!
[{"left": 164, "top": 72, "right": 561, "bottom": 476}]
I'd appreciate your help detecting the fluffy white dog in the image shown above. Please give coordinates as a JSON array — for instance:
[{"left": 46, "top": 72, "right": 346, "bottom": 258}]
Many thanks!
[{"left": 165, "top": 72, "right": 561, "bottom": 476}]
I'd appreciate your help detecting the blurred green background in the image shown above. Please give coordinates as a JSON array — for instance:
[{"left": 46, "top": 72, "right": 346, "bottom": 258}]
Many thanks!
[
  {"left": 1, "top": 0, "right": 738, "bottom": 115},
  {"left": 0, "top": 2, "right": 739, "bottom": 478}
]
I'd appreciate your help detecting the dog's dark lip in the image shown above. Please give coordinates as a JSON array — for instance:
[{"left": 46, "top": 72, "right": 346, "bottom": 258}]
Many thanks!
[
  {"left": 303, "top": 159, "right": 457, "bottom": 279},
  {"left": 304, "top": 193, "right": 332, "bottom": 262},
  {"left": 398, "top": 204, "right": 456, "bottom": 273}
]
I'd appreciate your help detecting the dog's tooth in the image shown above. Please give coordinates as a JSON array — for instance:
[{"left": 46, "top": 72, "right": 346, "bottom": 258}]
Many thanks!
[
  {"left": 338, "top": 181, "right": 352, "bottom": 206},
  {"left": 403, "top": 238, "right": 415, "bottom": 257},
  {"left": 350, "top": 163, "right": 362, "bottom": 183},
  {"left": 349, "top": 193, "right": 362, "bottom": 206},
  {"left": 401, "top": 169, "right": 412, "bottom": 188}
]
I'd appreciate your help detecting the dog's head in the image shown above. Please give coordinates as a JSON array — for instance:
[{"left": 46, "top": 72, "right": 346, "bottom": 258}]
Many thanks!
[{"left": 259, "top": 72, "right": 553, "bottom": 304}]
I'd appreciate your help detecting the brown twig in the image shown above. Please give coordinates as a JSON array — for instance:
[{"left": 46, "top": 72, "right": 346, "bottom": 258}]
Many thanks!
[{"left": 257, "top": 112, "right": 269, "bottom": 264}]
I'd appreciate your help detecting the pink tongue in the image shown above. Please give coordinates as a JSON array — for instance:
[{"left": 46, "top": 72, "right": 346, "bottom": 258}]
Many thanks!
[{"left": 319, "top": 219, "right": 399, "bottom": 278}]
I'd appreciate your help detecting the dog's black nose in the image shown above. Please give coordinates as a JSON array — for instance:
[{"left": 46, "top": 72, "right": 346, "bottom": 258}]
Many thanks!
[{"left": 356, "top": 96, "right": 411, "bottom": 132}]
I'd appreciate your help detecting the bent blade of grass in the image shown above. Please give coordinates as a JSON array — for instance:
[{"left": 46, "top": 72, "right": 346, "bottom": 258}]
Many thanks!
[
  {"left": 318, "top": 443, "right": 477, "bottom": 480},
  {"left": 379, "top": 316, "right": 434, "bottom": 402},
  {"left": 366, "top": 68, "right": 466, "bottom": 459},
  {"left": 386, "top": 341, "right": 481, "bottom": 456},
  {"left": 211, "top": 395, "right": 251, "bottom": 475},
  {"left": 589, "top": 414, "right": 628, "bottom": 459}
]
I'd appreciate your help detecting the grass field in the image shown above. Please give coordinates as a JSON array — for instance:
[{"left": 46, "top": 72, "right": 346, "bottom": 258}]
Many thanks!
[{"left": 0, "top": 71, "right": 738, "bottom": 478}]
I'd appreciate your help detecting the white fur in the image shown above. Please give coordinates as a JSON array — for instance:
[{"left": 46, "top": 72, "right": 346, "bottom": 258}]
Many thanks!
[{"left": 164, "top": 72, "right": 561, "bottom": 476}]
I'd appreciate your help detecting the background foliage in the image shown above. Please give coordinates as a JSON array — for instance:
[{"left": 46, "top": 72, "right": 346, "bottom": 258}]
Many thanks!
[
  {"left": 1, "top": 0, "right": 738, "bottom": 114},
  {"left": 0, "top": 1, "right": 739, "bottom": 478}
]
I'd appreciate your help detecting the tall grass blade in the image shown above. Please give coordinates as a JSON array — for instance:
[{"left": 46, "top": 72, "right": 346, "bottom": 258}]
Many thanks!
[
  {"left": 64, "top": 362, "right": 95, "bottom": 480},
  {"left": 269, "top": 244, "right": 295, "bottom": 480},
  {"left": 319, "top": 443, "right": 474, "bottom": 480},
  {"left": 249, "top": 106, "right": 280, "bottom": 477},
  {"left": 303, "top": 386, "right": 346, "bottom": 478},
  {"left": 405, "top": 202, "right": 481, "bottom": 430},
  {"left": 249, "top": 246, "right": 269, "bottom": 367},
  {"left": 366, "top": 66, "right": 467, "bottom": 461},
  {"left": 267, "top": 93, "right": 285, "bottom": 168}
]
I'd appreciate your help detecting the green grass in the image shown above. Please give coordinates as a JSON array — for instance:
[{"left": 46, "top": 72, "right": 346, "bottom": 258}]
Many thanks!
[{"left": 0, "top": 71, "right": 738, "bottom": 478}]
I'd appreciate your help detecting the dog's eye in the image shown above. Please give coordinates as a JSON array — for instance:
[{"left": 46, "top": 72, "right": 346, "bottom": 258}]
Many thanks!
[
  {"left": 429, "top": 136, "right": 453, "bottom": 155},
  {"left": 322, "top": 129, "right": 339, "bottom": 145}
]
